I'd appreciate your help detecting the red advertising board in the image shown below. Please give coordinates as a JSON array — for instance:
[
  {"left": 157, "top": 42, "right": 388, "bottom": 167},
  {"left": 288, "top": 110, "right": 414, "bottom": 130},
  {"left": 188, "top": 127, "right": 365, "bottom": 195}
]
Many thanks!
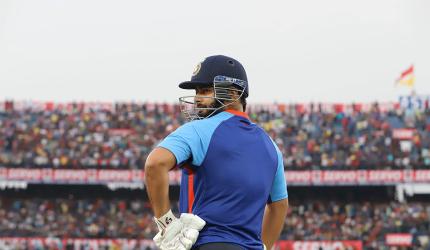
[
  {"left": 274, "top": 241, "right": 363, "bottom": 250},
  {"left": 0, "top": 237, "right": 155, "bottom": 249},
  {"left": 285, "top": 170, "right": 429, "bottom": 185},
  {"left": 1, "top": 168, "right": 430, "bottom": 185},
  {"left": 0, "top": 238, "right": 363, "bottom": 250}
]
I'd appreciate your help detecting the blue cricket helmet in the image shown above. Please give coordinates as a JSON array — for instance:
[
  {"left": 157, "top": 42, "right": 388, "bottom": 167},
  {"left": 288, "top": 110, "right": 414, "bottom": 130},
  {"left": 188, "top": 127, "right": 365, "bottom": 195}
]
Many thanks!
[{"left": 179, "top": 55, "right": 249, "bottom": 98}]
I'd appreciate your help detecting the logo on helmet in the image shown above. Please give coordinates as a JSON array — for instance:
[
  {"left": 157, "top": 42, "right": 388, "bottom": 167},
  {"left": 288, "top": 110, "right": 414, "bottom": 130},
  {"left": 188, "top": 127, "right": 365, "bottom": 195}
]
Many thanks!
[{"left": 192, "top": 62, "right": 202, "bottom": 76}]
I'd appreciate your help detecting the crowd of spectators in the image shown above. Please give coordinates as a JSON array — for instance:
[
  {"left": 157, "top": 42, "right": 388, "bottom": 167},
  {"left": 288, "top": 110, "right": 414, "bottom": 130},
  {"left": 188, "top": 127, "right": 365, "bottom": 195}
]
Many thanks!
[
  {"left": 282, "top": 201, "right": 430, "bottom": 248},
  {"left": 254, "top": 103, "right": 430, "bottom": 170},
  {"left": 0, "top": 198, "right": 429, "bottom": 248},
  {"left": 0, "top": 103, "right": 182, "bottom": 170},
  {"left": 0, "top": 197, "right": 162, "bottom": 239},
  {"left": 1, "top": 102, "right": 430, "bottom": 170}
]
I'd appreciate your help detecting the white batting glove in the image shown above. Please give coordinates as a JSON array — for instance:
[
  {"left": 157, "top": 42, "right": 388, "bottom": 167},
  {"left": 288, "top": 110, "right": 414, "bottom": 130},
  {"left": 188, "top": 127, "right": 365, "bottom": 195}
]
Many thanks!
[
  {"left": 153, "top": 210, "right": 206, "bottom": 250},
  {"left": 153, "top": 210, "right": 186, "bottom": 250},
  {"left": 178, "top": 213, "right": 206, "bottom": 249}
]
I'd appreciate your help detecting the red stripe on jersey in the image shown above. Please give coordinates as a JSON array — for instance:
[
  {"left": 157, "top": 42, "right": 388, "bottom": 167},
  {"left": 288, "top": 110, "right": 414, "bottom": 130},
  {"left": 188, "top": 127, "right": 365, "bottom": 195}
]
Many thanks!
[
  {"left": 183, "top": 163, "right": 195, "bottom": 213},
  {"left": 188, "top": 173, "right": 195, "bottom": 213}
]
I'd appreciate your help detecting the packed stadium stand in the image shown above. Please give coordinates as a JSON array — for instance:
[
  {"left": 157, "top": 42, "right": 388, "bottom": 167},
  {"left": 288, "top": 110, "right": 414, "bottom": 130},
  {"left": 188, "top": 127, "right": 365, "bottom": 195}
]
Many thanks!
[
  {"left": 1, "top": 100, "right": 430, "bottom": 249},
  {"left": 1, "top": 185, "right": 429, "bottom": 249},
  {"left": 1, "top": 101, "right": 430, "bottom": 170}
]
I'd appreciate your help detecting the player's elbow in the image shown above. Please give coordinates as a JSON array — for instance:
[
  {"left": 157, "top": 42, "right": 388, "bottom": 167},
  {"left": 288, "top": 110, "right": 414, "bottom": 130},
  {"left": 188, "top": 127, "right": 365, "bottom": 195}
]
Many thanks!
[
  {"left": 144, "top": 148, "right": 176, "bottom": 179},
  {"left": 144, "top": 158, "right": 165, "bottom": 180}
]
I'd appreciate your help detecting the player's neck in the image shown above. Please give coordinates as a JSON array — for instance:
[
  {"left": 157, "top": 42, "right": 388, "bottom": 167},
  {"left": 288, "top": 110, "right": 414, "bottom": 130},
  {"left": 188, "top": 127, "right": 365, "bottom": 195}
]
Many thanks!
[{"left": 224, "top": 102, "right": 243, "bottom": 112}]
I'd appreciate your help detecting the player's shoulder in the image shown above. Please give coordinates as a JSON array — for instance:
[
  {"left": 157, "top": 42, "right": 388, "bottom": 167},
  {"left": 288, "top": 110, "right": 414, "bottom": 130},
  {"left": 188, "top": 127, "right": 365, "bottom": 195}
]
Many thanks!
[
  {"left": 186, "top": 112, "right": 234, "bottom": 129},
  {"left": 254, "top": 124, "right": 281, "bottom": 152},
  {"left": 253, "top": 122, "right": 272, "bottom": 138},
  {"left": 168, "top": 119, "right": 197, "bottom": 137},
  {"left": 173, "top": 112, "right": 232, "bottom": 136},
  {"left": 176, "top": 118, "right": 206, "bottom": 131}
]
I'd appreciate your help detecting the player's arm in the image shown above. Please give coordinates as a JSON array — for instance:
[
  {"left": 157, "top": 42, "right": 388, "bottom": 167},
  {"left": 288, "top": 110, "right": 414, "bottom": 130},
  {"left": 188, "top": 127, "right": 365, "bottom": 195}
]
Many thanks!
[
  {"left": 263, "top": 142, "right": 289, "bottom": 250},
  {"left": 145, "top": 124, "right": 206, "bottom": 250},
  {"left": 145, "top": 123, "right": 194, "bottom": 217},
  {"left": 145, "top": 147, "right": 205, "bottom": 250},
  {"left": 144, "top": 147, "right": 176, "bottom": 217},
  {"left": 262, "top": 198, "right": 289, "bottom": 249}
]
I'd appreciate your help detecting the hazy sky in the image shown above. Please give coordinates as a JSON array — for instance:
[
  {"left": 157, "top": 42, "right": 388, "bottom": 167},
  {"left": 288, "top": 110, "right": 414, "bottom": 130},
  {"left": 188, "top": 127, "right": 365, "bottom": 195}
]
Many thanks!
[{"left": 0, "top": 0, "right": 429, "bottom": 104}]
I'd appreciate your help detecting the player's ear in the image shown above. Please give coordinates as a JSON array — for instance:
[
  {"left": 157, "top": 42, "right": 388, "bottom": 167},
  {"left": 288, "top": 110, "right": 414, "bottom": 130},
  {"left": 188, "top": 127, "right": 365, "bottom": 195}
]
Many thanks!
[{"left": 229, "top": 88, "right": 241, "bottom": 100}]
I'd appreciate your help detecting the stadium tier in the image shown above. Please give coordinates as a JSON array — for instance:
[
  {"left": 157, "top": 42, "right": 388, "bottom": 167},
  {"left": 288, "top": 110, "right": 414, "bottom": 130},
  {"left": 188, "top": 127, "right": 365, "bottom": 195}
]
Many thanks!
[
  {"left": 0, "top": 185, "right": 429, "bottom": 249},
  {"left": 1, "top": 101, "right": 429, "bottom": 170},
  {"left": 1, "top": 100, "right": 430, "bottom": 250}
]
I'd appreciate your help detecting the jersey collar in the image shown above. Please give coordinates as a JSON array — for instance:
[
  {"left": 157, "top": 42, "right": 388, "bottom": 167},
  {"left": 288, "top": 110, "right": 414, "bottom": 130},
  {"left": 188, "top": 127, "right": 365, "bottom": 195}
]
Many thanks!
[{"left": 225, "top": 109, "right": 250, "bottom": 120}]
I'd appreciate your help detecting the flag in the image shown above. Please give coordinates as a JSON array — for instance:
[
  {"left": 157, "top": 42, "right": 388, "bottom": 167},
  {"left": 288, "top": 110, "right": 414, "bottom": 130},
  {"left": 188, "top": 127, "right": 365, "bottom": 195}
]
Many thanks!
[{"left": 396, "top": 65, "right": 415, "bottom": 87}]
